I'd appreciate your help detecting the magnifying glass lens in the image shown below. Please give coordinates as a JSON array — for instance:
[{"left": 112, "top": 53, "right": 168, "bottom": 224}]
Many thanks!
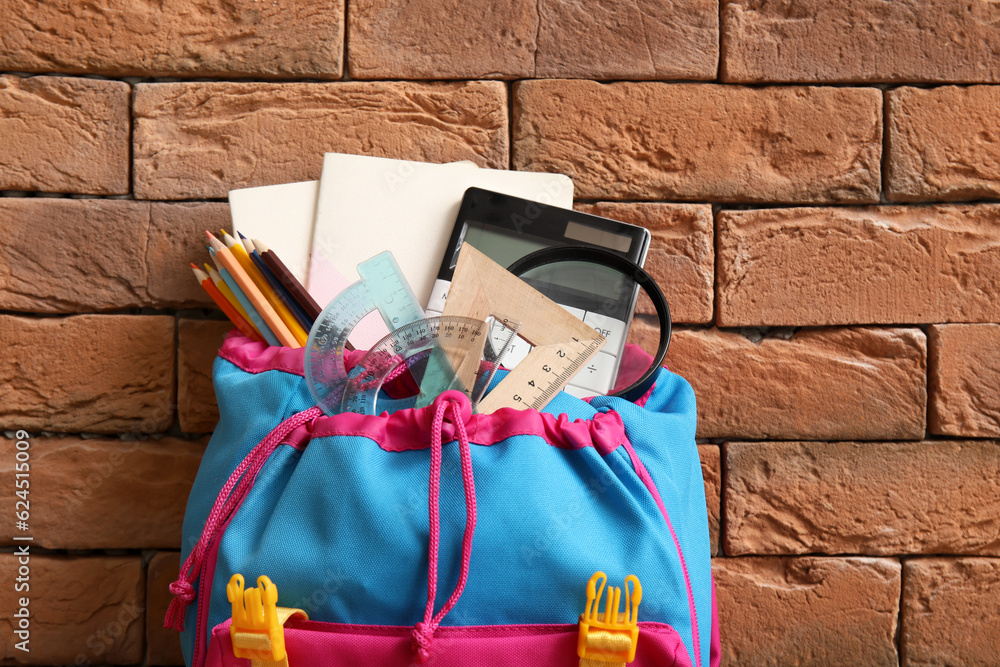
[{"left": 517, "top": 261, "right": 660, "bottom": 398}]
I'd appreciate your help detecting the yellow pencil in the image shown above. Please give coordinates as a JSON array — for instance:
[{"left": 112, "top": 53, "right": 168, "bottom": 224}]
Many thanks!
[
  {"left": 221, "top": 231, "right": 308, "bottom": 346},
  {"left": 205, "top": 263, "right": 254, "bottom": 325},
  {"left": 207, "top": 232, "right": 299, "bottom": 348}
]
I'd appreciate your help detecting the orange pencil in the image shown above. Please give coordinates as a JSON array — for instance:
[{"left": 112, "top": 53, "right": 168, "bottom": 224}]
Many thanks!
[
  {"left": 221, "top": 231, "right": 308, "bottom": 346},
  {"left": 204, "top": 264, "right": 253, "bottom": 325},
  {"left": 206, "top": 231, "right": 299, "bottom": 348},
  {"left": 191, "top": 264, "right": 264, "bottom": 342}
]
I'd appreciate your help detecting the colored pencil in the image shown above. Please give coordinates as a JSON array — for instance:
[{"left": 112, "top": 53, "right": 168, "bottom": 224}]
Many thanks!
[
  {"left": 208, "top": 243, "right": 284, "bottom": 347},
  {"left": 207, "top": 232, "right": 296, "bottom": 347},
  {"left": 205, "top": 263, "right": 253, "bottom": 325},
  {"left": 238, "top": 233, "right": 313, "bottom": 330},
  {"left": 221, "top": 231, "right": 308, "bottom": 346},
  {"left": 254, "top": 240, "right": 323, "bottom": 321},
  {"left": 248, "top": 251, "right": 314, "bottom": 333},
  {"left": 191, "top": 264, "right": 263, "bottom": 342}
]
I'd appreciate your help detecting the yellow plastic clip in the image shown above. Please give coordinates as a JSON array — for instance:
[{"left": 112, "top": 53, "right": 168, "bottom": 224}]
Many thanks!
[
  {"left": 577, "top": 571, "right": 642, "bottom": 666},
  {"left": 227, "top": 574, "right": 308, "bottom": 667}
]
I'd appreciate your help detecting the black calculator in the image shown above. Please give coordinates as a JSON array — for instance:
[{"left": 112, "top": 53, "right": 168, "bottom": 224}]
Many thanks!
[{"left": 427, "top": 188, "right": 651, "bottom": 397}]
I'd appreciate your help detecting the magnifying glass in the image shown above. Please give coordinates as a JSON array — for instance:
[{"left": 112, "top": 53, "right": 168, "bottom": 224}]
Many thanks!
[{"left": 506, "top": 246, "right": 671, "bottom": 402}]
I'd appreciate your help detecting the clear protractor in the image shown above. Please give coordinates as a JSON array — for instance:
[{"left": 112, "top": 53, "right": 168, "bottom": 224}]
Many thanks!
[
  {"left": 304, "top": 281, "right": 374, "bottom": 416},
  {"left": 341, "top": 316, "right": 488, "bottom": 415},
  {"left": 305, "top": 252, "right": 426, "bottom": 417}
]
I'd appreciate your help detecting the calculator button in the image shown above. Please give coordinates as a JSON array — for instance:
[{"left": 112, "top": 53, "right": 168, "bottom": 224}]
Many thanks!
[
  {"left": 570, "top": 350, "right": 616, "bottom": 395},
  {"left": 560, "top": 304, "right": 586, "bottom": 320},
  {"left": 426, "top": 279, "right": 450, "bottom": 313},
  {"left": 492, "top": 332, "right": 531, "bottom": 368},
  {"left": 563, "top": 384, "right": 594, "bottom": 399},
  {"left": 583, "top": 311, "right": 627, "bottom": 357},
  {"left": 425, "top": 309, "right": 442, "bottom": 318}
]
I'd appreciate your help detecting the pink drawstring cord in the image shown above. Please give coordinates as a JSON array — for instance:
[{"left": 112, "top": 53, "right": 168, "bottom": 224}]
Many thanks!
[
  {"left": 164, "top": 406, "right": 322, "bottom": 631},
  {"left": 411, "top": 397, "right": 478, "bottom": 663}
]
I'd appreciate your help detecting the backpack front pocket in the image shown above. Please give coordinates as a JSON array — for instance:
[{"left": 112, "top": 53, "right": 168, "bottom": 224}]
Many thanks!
[{"left": 205, "top": 618, "right": 694, "bottom": 667}]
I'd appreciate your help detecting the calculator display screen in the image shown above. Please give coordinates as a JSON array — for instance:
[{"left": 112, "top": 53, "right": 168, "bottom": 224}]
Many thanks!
[{"left": 564, "top": 220, "right": 633, "bottom": 253}]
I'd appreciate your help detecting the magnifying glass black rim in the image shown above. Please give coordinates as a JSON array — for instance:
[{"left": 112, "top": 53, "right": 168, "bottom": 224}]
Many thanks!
[{"left": 506, "top": 246, "right": 671, "bottom": 403}]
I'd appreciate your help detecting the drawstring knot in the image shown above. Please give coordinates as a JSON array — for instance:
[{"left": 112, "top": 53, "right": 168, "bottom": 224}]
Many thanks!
[
  {"left": 411, "top": 621, "right": 434, "bottom": 662},
  {"left": 168, "top": 579, "right": 195, "bottom": 604},
  {"left": 411, "top": 393, "right": 478, "bottom": 663}
]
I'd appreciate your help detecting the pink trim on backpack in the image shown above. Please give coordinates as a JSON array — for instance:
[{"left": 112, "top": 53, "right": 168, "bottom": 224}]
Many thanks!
[
  {"left": 709, "top": 572, "right": 720, "bottom": 667},
  {"left": 217, "top": 332, "right": 435, "bottom": 376},
  {"left": 285, "top": 404, "right": 628, "bottom": 455},
  {"left": 217, "top": 331, "right": 306, "bottom": 375},
  {"left": 205, "top": 618, "right": 694, "bottom": 667},
  {"left": 620, "top": 439, "right": 702, "bottom": 667}
]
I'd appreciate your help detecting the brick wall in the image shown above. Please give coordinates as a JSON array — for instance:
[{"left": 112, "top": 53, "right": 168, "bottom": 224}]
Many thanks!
[{"left": 1, "top": 1, "right": 998, "bottom": 665}]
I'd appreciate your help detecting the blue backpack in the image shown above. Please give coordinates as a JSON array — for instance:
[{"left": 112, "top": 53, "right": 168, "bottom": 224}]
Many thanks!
[{"left": 165, "top": 333, "right": 719, "bottom": 667}]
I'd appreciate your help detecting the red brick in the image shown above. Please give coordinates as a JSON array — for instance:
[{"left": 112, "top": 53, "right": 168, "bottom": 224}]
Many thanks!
[
  {"left": 0, "top": 0, "right": 342, "bottom": 79},
  {"left": 717, "top": 205, "right": 1000, "bottom": 326},
  {"left": 0, "top": 75, "right": 128, "bottom": 194},
  {"left": 513, "top": 81, "right": 881, "bottom": 203},
  {"left": 714, "top": 557, "right": 900, "bottom": 666},
  {"left": 887, "top": 86, "right": 1000, "bottom": 201},
  {"left": 929, "top": 324, "right": 1000, "bottom": 438},
  {"left": 0, "top": 199, "right": 150, "bottom": 312},
  {"left": 0, "top": 315, "right": 175, "bottom": 433},
  {"left": 698, "top": 445, "right": 721, "bottom": 556},
  {"left": 725, "top": 440, "right": 1000, "bottom": 556},
  {"left": 0, "top": 555, "right": 144, "bottom": 664},
  {"left": 133, "top": 81, "right": 508, "bottom": 200},
  {"left": 901, "top": 558, "right": 1000, "bottom": 667},
  {"left": 664, "top": 327, "right": 926, "bottom": 440},
  {"left": 178, "top": 319, "right": 233, "bottom": 433},
  {"left": 576, "top": 203, "right": 714, "bottom": 324},
  {"left": 722, "top": 0, "right": 1000, "bottom": 84},
  {"left": 0, "top": 199, "right": 234, "bottom": 312},
  {"left": 147, "top": 202, "right": 232, "bottom": 308},
  {"left": 535, "top": 1, "right": 717, "bottom": 80},
  {"left": 147, "top": 552, "right": 185, "bottom": 666},
  {"left": 349, "top": 0, "right": 717, "bottom": 80},
  {"left": 348, "top": 0, "right": 535, "bottom": 78},
  {"left": 0, "top": 436, "right": 204, "bottom": 549}
]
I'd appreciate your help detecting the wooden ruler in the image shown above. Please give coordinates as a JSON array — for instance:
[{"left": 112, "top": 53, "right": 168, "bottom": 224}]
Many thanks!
[{"left": 441, "top": 244, "right": 605, "bottom": 413}]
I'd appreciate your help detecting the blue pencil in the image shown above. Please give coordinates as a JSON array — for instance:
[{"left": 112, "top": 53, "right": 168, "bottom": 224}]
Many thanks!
[
  {"left": 251, "top": 250, "right": 313, "bottom": 330},
  {"left": 237, "top": 233, "right": 314, "bottom": 331},
  {"left": 209, "top": 247, "right": 280, "bottom": 346}
]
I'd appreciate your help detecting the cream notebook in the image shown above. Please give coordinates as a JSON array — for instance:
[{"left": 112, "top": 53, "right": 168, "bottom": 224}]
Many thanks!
[
  {"left": 308, "top": 154, "right": 574, "bottom": 312},
  {"left": 228, "top": 180, "right": 319, "bottom": 286}
]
